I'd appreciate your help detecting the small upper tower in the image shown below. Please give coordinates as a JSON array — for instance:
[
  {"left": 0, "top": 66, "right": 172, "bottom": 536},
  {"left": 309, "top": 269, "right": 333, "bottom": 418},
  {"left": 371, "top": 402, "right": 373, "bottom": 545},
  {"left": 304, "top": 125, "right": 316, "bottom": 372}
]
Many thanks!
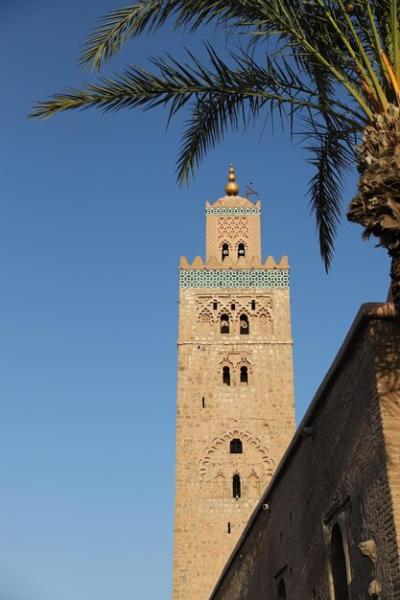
[{"left": 205, "top": 165, "right": 261, "bottom": 265}]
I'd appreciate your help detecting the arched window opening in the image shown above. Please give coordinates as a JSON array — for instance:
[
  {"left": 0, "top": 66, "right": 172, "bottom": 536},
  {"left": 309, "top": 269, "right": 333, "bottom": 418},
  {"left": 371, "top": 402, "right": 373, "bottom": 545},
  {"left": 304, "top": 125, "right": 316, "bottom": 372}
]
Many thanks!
[
  {"left": 331, "top": 524, "right": 348, "bottom": 600},
  {"left": 240, "top": 366, "right": 248, "bottom": 383},
  {"left": 251, "top": 300, "right": 256, "bottom": 310},
  {"left": 238, "top": 243, "right": 246, "bottom": 258},
  {"left": 223, "top": 366, "right": 231, "bottom": 386},
  {"left": 213, "top": 301, "right": 218, "bottom": 310},
  {"left": 221, "top": 243, "right": 229, "bottom": 261},
  {"left": 240, "top": 314, "right": 249, "bottom": 335},
  {"left": 220, "top": 314, "right": 230, "bottom": 334},
  {"left": 232, "top": 474, "right": 241, "bottom": 499},
  {"left": 277, "top": 578, "right": 287, "bottom": 599},
  {"left": 230, "top": 438, "right": 243, "bottom": 454},
  {"left": 231, "top": 303, "right": 236, "bottom": 311}
]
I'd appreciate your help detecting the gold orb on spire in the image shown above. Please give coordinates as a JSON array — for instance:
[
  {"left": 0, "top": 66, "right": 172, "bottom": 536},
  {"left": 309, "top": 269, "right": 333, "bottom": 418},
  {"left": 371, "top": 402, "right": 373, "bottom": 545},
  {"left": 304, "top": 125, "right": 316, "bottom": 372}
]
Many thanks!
[{"left": 225, "top": 163, "right": 239, "bottom": 196}]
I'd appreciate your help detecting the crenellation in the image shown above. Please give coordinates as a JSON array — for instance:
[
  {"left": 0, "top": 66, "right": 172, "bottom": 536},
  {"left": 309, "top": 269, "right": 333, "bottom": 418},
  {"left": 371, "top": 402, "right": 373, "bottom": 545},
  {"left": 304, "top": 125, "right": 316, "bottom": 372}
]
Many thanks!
[{"left": 178, "top": 255, "right": 289, "bottom": 269}]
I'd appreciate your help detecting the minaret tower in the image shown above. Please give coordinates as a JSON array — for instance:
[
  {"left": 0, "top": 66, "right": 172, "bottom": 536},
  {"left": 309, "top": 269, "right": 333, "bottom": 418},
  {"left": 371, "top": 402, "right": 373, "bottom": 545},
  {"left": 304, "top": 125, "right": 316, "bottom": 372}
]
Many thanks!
[{"left": 173, "top": 166, "right": 295, "bottom": 600}]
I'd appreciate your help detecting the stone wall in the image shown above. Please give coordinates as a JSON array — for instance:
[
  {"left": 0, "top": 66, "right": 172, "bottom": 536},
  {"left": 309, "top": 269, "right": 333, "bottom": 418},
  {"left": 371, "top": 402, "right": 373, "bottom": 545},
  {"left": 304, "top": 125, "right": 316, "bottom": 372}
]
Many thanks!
[
  {"left": 173, "top": 286, "right": 295, "bottom": 600},
  {"left": 211, "top": 303, "right": 400, "bottom": 600}
]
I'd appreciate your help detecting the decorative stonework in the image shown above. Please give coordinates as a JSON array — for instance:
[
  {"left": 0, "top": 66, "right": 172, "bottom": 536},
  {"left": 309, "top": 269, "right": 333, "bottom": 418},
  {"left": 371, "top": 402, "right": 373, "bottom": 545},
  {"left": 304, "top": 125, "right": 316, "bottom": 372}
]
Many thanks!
[
  {"left": 195, "top": 295, "right": 273, "bottom": 318},
  {"left": 218, "top": 354, "right": 251, "bottom": 370},
  {"left": 179, "top": 255, "right": 289, "bottom": 269},
  {"left": 206, "top": 207, "right": 261, "bottom": 216},
  {"left": 179, "top": 268, "right": 289, "bottom": 288},
  {"left": 247, "top": 470, "right": 261, "bottom": 498},
  {"left": 195, "top": 295, "right": 274, "bottom": 338},
  {"left": 217, "top": 217, "right": 249, "bottom": 242},
  {"left": 259, "top": 311, "right": 272, "bottom": 335},
  {"left": 199, "top": 428, "right": 275, "bottom": 479}
]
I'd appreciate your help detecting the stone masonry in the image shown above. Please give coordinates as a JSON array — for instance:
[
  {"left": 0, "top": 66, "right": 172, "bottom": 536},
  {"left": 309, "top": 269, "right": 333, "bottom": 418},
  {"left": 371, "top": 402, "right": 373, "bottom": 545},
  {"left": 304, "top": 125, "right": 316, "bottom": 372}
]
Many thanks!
[
  {"left": 211, "top": 303, "right": 400, "bottom": 600},
  {"left": 172, "top": 166, "right": 296, "bottom": 599}
]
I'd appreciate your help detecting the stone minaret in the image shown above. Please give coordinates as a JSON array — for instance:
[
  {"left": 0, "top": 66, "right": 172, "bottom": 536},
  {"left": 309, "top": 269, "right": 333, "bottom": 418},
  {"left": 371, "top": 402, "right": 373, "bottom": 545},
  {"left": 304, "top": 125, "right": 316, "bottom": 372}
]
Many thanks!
[{"left": 173, "top": 166, "right": 295, "bottom": 600}]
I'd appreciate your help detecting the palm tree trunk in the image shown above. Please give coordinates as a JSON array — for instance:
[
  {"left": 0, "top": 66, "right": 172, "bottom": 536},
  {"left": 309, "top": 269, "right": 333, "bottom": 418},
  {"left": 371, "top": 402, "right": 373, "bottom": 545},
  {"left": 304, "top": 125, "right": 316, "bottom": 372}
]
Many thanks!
[
  {"left": 347, "top": 104, "right": 400, "bottom": 311},
  {"left": 390, "top": 250, "right": 400, "bottom": 311}
]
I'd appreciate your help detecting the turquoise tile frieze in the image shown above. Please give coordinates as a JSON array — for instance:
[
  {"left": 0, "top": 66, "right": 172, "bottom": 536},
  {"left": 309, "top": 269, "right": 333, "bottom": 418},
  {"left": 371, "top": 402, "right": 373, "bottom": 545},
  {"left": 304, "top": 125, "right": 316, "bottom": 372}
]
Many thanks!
[
  {"left": 179, "top": 269, "right": 289, "bottom": 288},
  {"left": 206, "top": 207, "right": 260, "bottom": 216}
]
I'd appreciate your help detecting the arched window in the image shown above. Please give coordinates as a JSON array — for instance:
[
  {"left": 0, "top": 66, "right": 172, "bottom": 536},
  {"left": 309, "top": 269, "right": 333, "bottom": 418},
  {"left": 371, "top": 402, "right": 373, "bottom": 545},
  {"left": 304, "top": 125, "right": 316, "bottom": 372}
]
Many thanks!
[
  {"left": 277, "top": 578, "right": 287, "bottom": 599},
  {"left": 222, "top": 366, "right": 231, "bottom": 386},
  {"left": 240, "top": 314, "right": 249, "bottom": 335},
  {"left": 220, "top": 314, "right": 230, "bottom": 334},
  {"left": 330, "top": 524, "right": 348, "bottom": 600},
  {"left": 221, "top": 243, "right": 229, "bottom": 261},
  {"left": 232, "top": 474, "right": 241, "bottom": 498},
  {"left": 230, "top": 439, "right": 243, "bottom": 454},
  {"left": 251, "top": 300, "right": 256, "bottom": 310},
  {"left": 237, "top": 243, "right": 246, "bottom": 258},
  {"left": 240, "top": 366, "right": 248, "bottom": 383}
]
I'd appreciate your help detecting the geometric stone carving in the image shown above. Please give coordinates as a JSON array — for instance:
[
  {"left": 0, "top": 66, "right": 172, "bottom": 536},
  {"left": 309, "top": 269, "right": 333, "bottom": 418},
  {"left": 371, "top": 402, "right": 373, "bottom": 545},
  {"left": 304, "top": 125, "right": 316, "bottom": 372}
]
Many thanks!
[
  {"left": 206, "top": 207, "right": 261, "bottom": 216},
  {"left": 179, "top": 268, "right": 289, "bottom": 288},
  {"left": 195, "top": 296, "right": 274, "bottom": 337},
  {"left": 200, "top": 428, "right": 275, "bottom": 478},
  {"left": 217, "top": 217, "right": 249, "bottom": 242}
]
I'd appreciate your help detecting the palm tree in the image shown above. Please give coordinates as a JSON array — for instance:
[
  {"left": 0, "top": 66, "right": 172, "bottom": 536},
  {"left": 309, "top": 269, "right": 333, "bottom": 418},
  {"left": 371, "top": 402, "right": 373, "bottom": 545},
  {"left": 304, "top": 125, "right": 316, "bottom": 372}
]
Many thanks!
[{"left": 32, "top": 1, "right": 400, "bottom": 309}]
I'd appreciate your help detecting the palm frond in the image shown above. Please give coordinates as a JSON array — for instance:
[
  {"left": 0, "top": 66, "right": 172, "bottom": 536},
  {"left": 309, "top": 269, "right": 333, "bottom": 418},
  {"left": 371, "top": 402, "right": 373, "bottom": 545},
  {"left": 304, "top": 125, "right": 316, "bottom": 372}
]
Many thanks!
[
  {"left": 177, "top": 95, "right": 242, "bottom": 184},
  {"left": 80, "top": 0, "right": 260, "bottom": 70},
  {"left": 32, "top": 46, "right": 362, "bottom": 121},
  {"left": 81, "top": 2, "right": 170, "bottom": 70},
  {"left": 299, "top": 63, "right": 356, "bottom": 269},
  {"left": 305, "top": 124, "right": 355, "bottom": 270}
]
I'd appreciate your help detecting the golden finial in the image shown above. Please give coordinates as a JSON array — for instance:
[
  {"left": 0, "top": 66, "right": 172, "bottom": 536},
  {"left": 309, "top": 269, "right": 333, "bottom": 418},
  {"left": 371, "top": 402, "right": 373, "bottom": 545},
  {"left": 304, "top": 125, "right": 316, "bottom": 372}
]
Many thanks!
[{"left": 225, "top": 163, "right": 239, "bottom": 196}]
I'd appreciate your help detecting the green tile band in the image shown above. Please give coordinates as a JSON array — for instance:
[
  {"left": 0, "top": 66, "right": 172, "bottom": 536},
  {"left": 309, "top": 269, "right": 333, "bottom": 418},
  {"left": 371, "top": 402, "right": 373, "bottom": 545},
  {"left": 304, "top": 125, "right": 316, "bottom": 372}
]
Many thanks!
[
  {"left": 206, "top": 207, "right": 260, "bottom": 216},
  {"left": 179, "top": 269, "right": 289, "bottom": 288}
]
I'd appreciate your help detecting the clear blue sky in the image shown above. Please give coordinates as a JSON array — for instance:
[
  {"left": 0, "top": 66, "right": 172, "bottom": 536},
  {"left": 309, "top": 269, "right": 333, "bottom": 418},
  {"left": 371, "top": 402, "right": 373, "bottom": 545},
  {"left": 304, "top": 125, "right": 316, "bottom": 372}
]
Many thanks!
[{"left": 0, "top": 2, "right": 389, "bottom": 599}]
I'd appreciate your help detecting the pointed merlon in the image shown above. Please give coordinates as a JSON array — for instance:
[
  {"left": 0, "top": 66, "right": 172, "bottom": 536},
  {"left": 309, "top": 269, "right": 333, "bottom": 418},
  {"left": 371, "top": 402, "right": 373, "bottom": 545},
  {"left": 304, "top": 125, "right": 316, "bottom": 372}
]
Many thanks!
[
  {"left": 250, "top": 256, "right": 262, "bottom": 268},
  {"left": 277, "top": 256, "right": 289, "bottom": 268},
  {"left": 206, "top": 256, "right": 220, "bottom": 269},
  {"left": 191, "top": 256, "right": 205, "bottom": 268},
  {"left": 264, "top": 256, "right": 277, "bottom": 269},
  {"left": 236, "top": 256, "right": 247, "bottom": 268}
]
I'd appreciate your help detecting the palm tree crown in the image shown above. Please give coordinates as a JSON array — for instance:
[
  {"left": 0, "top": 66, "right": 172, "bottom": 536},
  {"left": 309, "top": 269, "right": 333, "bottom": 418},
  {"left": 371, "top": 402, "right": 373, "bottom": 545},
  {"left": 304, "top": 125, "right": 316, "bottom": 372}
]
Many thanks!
[{"left": 32, "top": 0, "right": 400, "bottom": 305}]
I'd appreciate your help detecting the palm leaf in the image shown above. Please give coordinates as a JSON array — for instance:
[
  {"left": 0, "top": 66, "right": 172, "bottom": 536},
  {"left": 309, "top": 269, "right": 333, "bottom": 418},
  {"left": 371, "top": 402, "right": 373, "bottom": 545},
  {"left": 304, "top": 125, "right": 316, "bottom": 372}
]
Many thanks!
[
  {"left": 305, "top": 124, "right": 356, "bottom": 270},
  {"left": 80, "top": 0, "right": 260, "bottom": 70},
  {"left": 32, "top": 46, "right": 362, "bottom": 120}
]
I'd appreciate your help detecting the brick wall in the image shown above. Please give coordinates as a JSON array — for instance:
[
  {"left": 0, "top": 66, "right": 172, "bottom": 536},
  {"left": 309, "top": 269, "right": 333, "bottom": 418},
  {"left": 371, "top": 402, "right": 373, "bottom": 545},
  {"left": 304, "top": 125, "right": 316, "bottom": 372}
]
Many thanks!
[{"left": 211, "top": 304, "right": 400, "bottom": 600}]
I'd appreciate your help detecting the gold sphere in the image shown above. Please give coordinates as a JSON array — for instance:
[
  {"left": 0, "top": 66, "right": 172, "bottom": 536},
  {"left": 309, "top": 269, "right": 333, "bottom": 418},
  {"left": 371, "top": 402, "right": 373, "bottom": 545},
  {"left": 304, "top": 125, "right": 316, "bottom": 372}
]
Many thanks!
[
  {"left": 225, "top": 181, "right": 239, "bottom": 195},
  {"left": 225, "top": 164, "right": 239, "bottom": 196}
]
